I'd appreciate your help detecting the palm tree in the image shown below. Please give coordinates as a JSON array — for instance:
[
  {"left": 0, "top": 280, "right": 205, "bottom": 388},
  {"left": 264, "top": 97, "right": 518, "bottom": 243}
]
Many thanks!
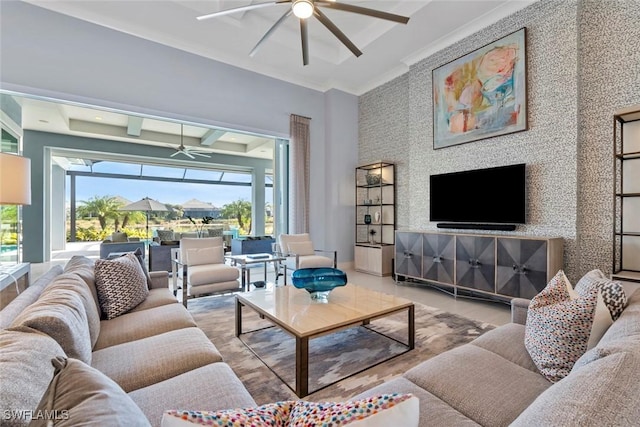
[
  {"left": 221, "top": 199, "right": 252, "bottom": 233},
  {"left": 76, "top": 195, "right": 122, "bottom": 230}
]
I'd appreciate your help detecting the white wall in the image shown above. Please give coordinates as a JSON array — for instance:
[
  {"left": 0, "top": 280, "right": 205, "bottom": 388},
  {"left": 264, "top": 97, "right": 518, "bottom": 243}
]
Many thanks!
[{"left": 0, "top": 1, "right": 358, "bottom": 262}]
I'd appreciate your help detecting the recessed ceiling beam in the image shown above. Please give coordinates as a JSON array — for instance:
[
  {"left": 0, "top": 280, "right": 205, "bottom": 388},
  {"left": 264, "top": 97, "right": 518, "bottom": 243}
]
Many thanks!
[
  {"left": 127, "top": 116, "right": 144, "bottom": 137},
  {"left": 200, "top": 129, "right": 227, "bottom": 146}
]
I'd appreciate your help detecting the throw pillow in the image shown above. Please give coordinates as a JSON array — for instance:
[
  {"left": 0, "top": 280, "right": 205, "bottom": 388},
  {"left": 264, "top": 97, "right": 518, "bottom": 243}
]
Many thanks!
[
  {"left": 94, "top": 253, "right": 149, "bottom": 320},
  {"left": 156, "top": 230, "right": 175, "bottom": 241},
  {"left": 110, "top": 231, "right": 128, "bottom": 242},
  {"left": 287, "top": 241, "right": 315, "bottom": 256},
  {"left": 31, "top": 356, "right": 150, "bottom": 427},
  {"left": 63, "top": 256, "right": 101, "bottom": 317},
  {"left": 574, "top": 269, "right": 627, "bottom": 321},
  {"left": 161, "top": 394, "right": 418, "bottom": 427},
  {"left": 207, "top": 228, "right": 224, "bottom": 237},
  {"left": 185, "top": 246, "right": 223, "bottom": 266},
  {"left": 524, "top": 270, "right": 605, "bottom": 382}
]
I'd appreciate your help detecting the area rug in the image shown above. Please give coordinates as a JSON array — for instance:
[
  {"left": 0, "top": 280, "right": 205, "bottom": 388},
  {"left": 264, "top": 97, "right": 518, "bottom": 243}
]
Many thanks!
[{"left": 188, "top": 294, "right": 494, "bottom": 404}]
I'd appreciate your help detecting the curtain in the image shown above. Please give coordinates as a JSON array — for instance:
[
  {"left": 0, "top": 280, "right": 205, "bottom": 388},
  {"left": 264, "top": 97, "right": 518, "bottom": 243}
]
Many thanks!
[{"left": 289, "top": 114, "right": 310, "bottom": 234}]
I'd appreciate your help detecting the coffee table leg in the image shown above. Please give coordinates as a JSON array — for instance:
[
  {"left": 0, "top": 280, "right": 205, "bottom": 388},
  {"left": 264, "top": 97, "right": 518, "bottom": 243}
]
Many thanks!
[
  {"left": 296, "top": 336, "right": 309, "bottom": 397},
  {"left": 408, "top": 304, "right": 415, "bottom": 350},
  {"left": 235, "top": 298, "right": 242, "bottom": 337}
]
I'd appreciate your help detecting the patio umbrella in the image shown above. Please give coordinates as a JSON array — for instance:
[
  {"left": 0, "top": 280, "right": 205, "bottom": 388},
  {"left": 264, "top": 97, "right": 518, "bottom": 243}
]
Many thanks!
[{"left": 119, "top": 197, "right": 169, "bottom": 240}]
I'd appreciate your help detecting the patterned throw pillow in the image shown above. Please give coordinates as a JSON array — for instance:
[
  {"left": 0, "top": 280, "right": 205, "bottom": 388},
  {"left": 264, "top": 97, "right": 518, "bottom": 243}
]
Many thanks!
[
  {"left": 574, "top": 269, "right": 627, "bottom": 321},
  {"left": 94, "top": 253, "right": 149, "bottom": 320},
  {"left": 524, "top": 270, "right": 604, "bottom": 382},
  {"left": 161, "top": 394, "right": 418, "bottom": 427},
  {"left": 156, "top": 230, "right": 175, "bottom": 242}
]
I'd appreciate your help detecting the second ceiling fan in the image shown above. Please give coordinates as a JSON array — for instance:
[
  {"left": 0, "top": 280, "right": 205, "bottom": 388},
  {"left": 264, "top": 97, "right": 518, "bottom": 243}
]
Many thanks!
[{"left": 197, "top": 0, "right": 410, "bottom": 66}]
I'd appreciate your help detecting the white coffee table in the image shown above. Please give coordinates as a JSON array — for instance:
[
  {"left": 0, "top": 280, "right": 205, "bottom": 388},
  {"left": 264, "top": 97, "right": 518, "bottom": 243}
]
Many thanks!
[{"left": 235, "top": 284, "right": 415, "bottom": 397}]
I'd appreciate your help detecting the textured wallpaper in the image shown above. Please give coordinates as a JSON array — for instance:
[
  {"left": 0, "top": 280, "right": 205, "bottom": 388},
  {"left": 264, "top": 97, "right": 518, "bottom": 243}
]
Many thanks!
[{"left": 359, "top": 0, "right": 640, "bottom": 282}]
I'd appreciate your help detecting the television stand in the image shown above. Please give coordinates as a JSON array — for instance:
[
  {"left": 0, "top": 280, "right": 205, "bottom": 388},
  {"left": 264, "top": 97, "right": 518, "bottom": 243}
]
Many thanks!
[{"left": 436, "top": 223, "right": 516, "bottom": 231}]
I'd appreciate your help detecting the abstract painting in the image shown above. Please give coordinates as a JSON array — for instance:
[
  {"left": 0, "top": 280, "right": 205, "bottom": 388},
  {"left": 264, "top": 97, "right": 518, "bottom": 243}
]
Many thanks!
[{"left": 433, "top": 28, "right": 527, "bottom": 149}]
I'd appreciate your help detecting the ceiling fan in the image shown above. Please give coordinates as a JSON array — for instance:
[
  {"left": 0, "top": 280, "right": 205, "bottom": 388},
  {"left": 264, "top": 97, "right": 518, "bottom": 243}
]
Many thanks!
[
  {"left": 169, "top": 124, "right": 211, "bottom": 159},
  {"left": 197, "top": 0, "right": 410, "bottom": 66}
]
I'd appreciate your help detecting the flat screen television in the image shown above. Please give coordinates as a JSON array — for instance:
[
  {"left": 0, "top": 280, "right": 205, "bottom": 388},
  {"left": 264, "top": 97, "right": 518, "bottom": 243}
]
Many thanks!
[{"left": 430, "top": 163, "right": 526, "bottom": 227}]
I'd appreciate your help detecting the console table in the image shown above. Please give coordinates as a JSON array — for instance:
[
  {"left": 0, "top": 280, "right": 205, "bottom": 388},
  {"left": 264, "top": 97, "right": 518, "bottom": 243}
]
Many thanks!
[{"left": 395, "top": 230, "right": 563, "bottom": 300}]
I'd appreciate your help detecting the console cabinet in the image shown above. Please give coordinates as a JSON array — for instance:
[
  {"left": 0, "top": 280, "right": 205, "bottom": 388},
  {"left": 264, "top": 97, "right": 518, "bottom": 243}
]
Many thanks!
[{"left": 395, "top": 231, "right": 563, "bottom": 300}]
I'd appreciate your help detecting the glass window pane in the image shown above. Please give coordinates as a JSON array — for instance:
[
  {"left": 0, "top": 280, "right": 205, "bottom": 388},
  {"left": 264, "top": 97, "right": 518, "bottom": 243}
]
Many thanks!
[
  {"left": 183, "top": 169, "right": 224, "bottom": 181},
  {"left": 92, "top": 161, "right": 141, "bottom": 175},
  {"left": 220, "top": 172, "right": 251, "bottom": 183},
  {"left": 141, "top": 165, "right": 185, "bottom": 179}
]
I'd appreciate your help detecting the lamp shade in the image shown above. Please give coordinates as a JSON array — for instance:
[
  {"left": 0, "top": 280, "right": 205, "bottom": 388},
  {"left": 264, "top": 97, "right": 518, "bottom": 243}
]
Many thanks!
[{"left": 0, "top": 152, "right": 31, "bottom": 205}]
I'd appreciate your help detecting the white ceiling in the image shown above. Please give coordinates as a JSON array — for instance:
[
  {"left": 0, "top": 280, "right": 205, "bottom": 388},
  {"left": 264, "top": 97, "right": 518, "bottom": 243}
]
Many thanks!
[{"left": 24, "top": 0, "right": 538, "bottom": 95}]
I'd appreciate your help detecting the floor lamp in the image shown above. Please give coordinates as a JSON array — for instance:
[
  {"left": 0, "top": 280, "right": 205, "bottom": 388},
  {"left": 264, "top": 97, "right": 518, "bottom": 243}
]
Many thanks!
[{"left": 0, "top": 152, "right": 32, "bottom": 294}]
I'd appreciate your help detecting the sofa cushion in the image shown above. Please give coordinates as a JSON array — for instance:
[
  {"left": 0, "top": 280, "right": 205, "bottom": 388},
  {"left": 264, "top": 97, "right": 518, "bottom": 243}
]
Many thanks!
[
  {"left": 185, "top": 246, "right": 224, "bottom": 266},
  {"left": 45, "top": 272, "right": 101, "bottom": 349},
  {"left": 111, "top": 231, "right": 129, "bottom": 242},
  {"left": 10, "top": 284, "right": 92, "bottom": 365},
  {"left": 524, "top": 270, "right": 610, "bottom": 382},
  {"left": 31, "top": 357, "right": 150, "bottom": 427},
  {"left": 404, "top": 344, "right": 551, "bottom": 427},
  {"left": 188, "top": 264, "right": 239, "bottom": 286},
  {"left": 93, "top": 303, "right": 196, "bottom": 350},
  {"left": 161, "top": 394, "right": 419, "bottom": 427},
  {"left": 470, "top": 323, "right": 539, "bottom": 373},
  {"left": 128, "top": 288, "right": 178, "bottom": 313},
  {"left": 129, "top": 363, "right": 256, "bottom": 427},
  {"left": 352, "top": 377, "right": 480, "bottom": 427},
  {"left": 63, "top": 256, "right": 100, "bottom": 317},
  {"left": 0, "top": 329, "right": 66, "bottom": 427},
  {"left": 94, "top": 253, "right": 149, "bottom": 320},
  {"left": 512, "top": 339, "right": 640, "bottom": 426},
  {"left": 574, "top": 269, "right": 627, "bottom": 320},
  {"left": 91, "top": 327, "right": 222, "bottom": 392},
  {"left": 0, "top": 265, "right": 63, "bottom": 329}
]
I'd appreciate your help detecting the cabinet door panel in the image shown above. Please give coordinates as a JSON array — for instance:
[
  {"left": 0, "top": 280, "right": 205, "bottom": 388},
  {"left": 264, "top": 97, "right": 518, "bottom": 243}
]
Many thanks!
[
  {"left": 395, "top": 232, "right": 422, "bottom": 277},
  {"left": 496, "top": 238, "right": 548, "bottom": 299},
  {"left": 455, "top": 236, "right": 495, "bottom": 292},
  {"left": 422, "top": 233, "right": 454, "bottom": 284}
]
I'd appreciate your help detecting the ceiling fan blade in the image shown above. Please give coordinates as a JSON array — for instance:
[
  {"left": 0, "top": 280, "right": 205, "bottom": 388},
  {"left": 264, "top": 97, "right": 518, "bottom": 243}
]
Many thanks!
[
  {"left": 300, "top": 18, "right": 309, "bottom": 66},
  {"left": 191, "top": 152, "right": 212, "bottom": 158},
  {"left": 250, "top": 9, "right": 293, "bottom": 57},
  {"left": 313, "top": 8, "right": 362, "bottom": 58},
  {"left": 170, "top": 151, "right": 181, "bottom": 158},
  {"left": 197, "top": 1, "right": 289, "bottom": 21},
  {"left": 316, "top": 1, "right": 409, "bottom": 24},
  {"left": 183, "top": 151, "right": 196, "bottom": 159}
]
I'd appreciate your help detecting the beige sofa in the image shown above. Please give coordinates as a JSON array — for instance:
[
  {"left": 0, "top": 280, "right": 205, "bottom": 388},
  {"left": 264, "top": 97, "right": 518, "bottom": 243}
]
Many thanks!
[
  {"left": 355, "top": 288, "right": 640, "bottom": 426},
  {"left": 0, "top": 256, "right": 255, "bottom": 427}
]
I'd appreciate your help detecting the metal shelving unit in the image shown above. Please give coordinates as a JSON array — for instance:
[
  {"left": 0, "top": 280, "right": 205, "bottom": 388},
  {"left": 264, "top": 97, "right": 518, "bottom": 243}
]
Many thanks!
[
  {"left": 613, "top": 106, "right": 640, "bottom": 282},
  {"left": 354, "top": 161, "right": 396, "bottom": 276}
]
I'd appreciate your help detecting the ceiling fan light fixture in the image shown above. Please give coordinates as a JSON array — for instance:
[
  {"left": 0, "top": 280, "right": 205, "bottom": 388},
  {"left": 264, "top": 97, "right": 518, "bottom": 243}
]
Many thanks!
[{"left": 292, "top": 0, "right": 314, "bottom": 19}]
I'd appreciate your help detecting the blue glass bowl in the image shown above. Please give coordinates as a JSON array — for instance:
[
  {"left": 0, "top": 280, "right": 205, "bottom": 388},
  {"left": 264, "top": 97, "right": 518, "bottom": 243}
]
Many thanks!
[{"left": 291, "top": 268, "right": 347, "bottom": 302}]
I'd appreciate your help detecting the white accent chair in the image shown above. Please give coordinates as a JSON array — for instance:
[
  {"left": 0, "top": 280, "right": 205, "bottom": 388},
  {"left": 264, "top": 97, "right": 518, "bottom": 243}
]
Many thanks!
[
  {"left": 179, "top": 237, "right": 240, "bottom": 306},
  {"left": 274, "top": 233, "right": 337, "bottom": 283}
]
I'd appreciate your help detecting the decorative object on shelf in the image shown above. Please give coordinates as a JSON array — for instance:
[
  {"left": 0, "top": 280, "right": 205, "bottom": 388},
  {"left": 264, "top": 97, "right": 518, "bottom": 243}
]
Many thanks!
[
  {"left": 369, "top": 229, "right": 377, "bottom": 244},
  {"left": 374, "top": 195, "right": 381, "bottom": 204},
  {"left": 186, "top": 215, "right": 215, "bottom": 238},
  {"left": 374, "top": 211, "right": 381, "bottom": 224},
  {"left": 364, "top": 214, "right": 372, "bottom": 225},
  {"left": 433, "top": 27, "right": 527, "bottom": 149},
  {"left": 363, "top": 199, "right": 373, "bottom": 205},
  {"left": 365, "top": 173, "right": 381, "bottom": 185},
  {"left": 291, "top": 268, "right": 347, "bottom": 302}
]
